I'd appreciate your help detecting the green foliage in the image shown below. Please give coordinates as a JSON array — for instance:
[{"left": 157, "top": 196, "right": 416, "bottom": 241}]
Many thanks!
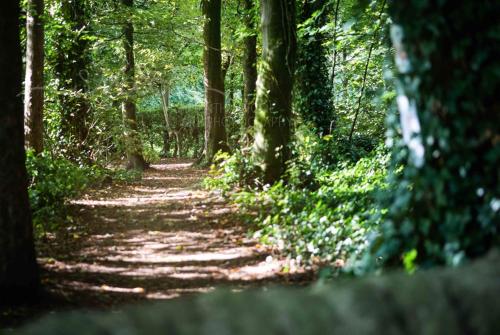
[
  {"left": 206, "top": 131, "right": 389, "bottom": 264},
  {"left": 27, "top": 151, "right": 88, "bottom": 231},
  {"left": 241, "top": 150, "right": 388, "bottom": 264},
  {"left": 40, "top": 0, "right": 206, "bottom": 164},
  {"left": 204, "top": 149, "right": 258, "bottom": 194},
  {"left": 26, "top": 150, "right": 139, "bottom": 232},
  {"left": 323, "top": 0, "right": 391, "bottom": 141},
  {"left": 292, "top": 129, "right": 380, "bottom": 178}
]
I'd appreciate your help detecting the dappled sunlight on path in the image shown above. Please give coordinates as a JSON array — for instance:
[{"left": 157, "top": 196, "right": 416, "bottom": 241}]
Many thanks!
[{"left": 37, "top": 159, "right": 312, "bottom": 307}]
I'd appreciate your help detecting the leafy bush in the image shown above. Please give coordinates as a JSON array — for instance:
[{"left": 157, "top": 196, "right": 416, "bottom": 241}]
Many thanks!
[
  {"left": 287, "top": 128, "right": 381, "bottom": 189},
  {"left": 235, "top": 150, "right": 389, "bottom": 264},
  {"left": 204, "top": 149, "right": 259, "bottom": 194},
  {"left": 26, "top": 151, "right": 139, "bottom": 232},
  {"left": 142, "top": 145, "right": 162, "bottom": 164},
  {"left": 205, "top": 131, "right": 389, "bottom": 265}
]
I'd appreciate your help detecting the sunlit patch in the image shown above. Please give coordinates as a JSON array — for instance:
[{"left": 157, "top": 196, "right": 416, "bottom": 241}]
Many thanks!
[
  {"left": 146, "top": 287, "right": 215, "bottom": 300},
  {"left": 71, "top": 190, "right": 205, "bottom": 207},
  {"left": 58, "top": 281, "right": 146, "bottom": 295},
  {"left": 142, "top": 176, "right": 199, "bottom": 181}
]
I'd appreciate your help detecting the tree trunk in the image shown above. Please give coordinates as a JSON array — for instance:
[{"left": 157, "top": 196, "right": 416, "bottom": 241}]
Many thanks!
[
  {"left": 376, "top": 0, "right": 500, "bottom": 267},
  {"left": 222, "top": 54, "right": 233, "bottom": 111},
  {"left": 242, "top": 0, "right": 258, "bottom": 144},
  {"left": 121, "top": 0, "right": 146, "bottom": 170},
  {"left": 228, "top": 71, "right": 235, "bottom": 111},
  {"left": 192, "top": 115, "right": 201, "bottom": 159},
  {"left": 296, "top": 0, "right": 333, "bottom": 136},
  {"left": 55, "top": 0, "right": 91, "bottom": 161},
  {"left": 0, "top": 0, "right": 40, "bottom": 304},
  {"left": 253, "top": 0, "right": 296, "bottom": 184},
  {"left": 160, "top": 84, "right": 171, "bottom": 157},
  {"left": 202, "top": 0, "right": 228, "bottom": 164},
  {"left": 173, "top": 131, "right": 180, "bottom": 158},
  {"left": 24, "top": 0, "right": 45, "bottom": 154}
]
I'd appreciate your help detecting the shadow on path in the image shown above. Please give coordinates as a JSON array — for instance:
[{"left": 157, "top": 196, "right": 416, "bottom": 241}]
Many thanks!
[{"left": 36, "top": 159, "right": 313, "bottom": 309}]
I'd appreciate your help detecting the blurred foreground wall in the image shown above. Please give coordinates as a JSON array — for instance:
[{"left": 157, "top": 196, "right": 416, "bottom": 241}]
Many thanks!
[{"left": 14, "top": 252, "right": 500, "bottom": 335}]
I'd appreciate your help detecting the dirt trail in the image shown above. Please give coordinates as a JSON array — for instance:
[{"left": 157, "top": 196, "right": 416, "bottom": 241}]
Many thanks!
[{"left": 37, "top": 159, "right": 312, "bottom": 308}]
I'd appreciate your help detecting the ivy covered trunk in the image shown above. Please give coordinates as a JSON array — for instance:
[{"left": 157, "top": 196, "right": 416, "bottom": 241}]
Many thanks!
[
  {"left": 376, "top": 0, "right": 500, "bottom": 267},
  {"left": 121, "top": 0, "right": 147, "bottom": 170},
  {"left": 202, "top": 0, "right": 228, "bottom": 164},
  {"left": 0, "top": 0, "right": 40, "bottom": 304},
  {"left": 295, "top": 0, "right": 333, "bottom": 136},
  {"left": 54, "top": 0, "right": 91, "bottom": 160},
  {"left": 253, "top": 0, "right": 296, "bottom": 184},
  {"left": 24, "top": 0, "right": 45, "bottom": 154},
  {"left": 242, "top": 0, "right": 257, "bottom": 143}
]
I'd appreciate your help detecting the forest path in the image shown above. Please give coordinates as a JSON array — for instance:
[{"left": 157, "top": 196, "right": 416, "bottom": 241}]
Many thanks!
[{"left": 37, "top": 159, "right": 311, "bottom": 308}]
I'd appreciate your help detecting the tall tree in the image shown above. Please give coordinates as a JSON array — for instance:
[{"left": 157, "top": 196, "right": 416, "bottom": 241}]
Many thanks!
[
  {"left": 202, "top": 0, "right": 228, "bottom": 164},
  {"left": 253, "top": 0, "right": 296, "bottom": 184},
  {"left": 0, "top": 0, "right": 40, "bottom": 304},
  {"left": 54, "top": 0, "right": 92, "bottom": 160},
  {"left": 242, "top": 0, "right": 257, "bottom": 143},
  {"left": 121, "top": 0, "right": 147, "bottom": 170},
  {"left": 24, "top": 0, "right": 45, "bottom": 154},
  {"left": 295, "top": 0, "right": 333, "bottom": 136}
]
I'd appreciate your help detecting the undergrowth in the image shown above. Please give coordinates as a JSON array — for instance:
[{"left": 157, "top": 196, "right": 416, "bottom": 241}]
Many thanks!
[
  {"left": 26, "top": 150, "right": 141, "bottom": 234},
  {"left": 205, "top": 129, "right": 390, "bottom": 266}
]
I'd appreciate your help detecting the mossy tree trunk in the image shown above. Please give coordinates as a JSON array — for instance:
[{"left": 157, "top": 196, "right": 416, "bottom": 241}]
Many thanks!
[
  {"left": 201, "top": 0, "right": 228, "bottom": 164},
  {"left": 296, "top": 0, "right": 333, "bottom": 136},
  {"left": 242, "top": 0, "right": 257, "bottom": 144},
  {"left": 253, "top": 0, "right": 296, "bottom": 184},
  {"left": 24, "top": 0, "right": 45, "bottom": 154},
  {"left": 54, "top": 0, "right": 91, "bottom": 161},
  {"left": 0, "top": 0, "right": 40, "bottom": 304},
  {"left": 121, "top": 0, "right": 147, "bottom": 170}
]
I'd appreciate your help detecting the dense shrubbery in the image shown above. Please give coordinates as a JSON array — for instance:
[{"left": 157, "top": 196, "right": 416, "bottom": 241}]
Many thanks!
[
  {"left": 206, "top": 130, "right": 389, "bottom": 265},
  {"left": 26, "top": 151, "right": 139, "bottom": 232}
]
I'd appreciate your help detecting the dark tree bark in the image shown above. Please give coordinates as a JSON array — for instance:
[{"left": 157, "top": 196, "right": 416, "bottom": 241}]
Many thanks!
[
  {"left": 24, "top": 0, "right": 45, "bottom": 154},
  {"left": 253, "top": 0, "right": 296, "bottom": 184},
  {"left": 0, "top": 0, "right": 40, "bottom": 304},
  {"left": 121, "top": 0, "right": 147, "bottom": 170},
  {"left": 201, "top": 0, "right": 228, "bottom": 164},
  {"left": 54, "top": 0, "right": 91, "bottom": 160},
  {"left": 242, "top": 0, "right": 258, "bottom": 144}
]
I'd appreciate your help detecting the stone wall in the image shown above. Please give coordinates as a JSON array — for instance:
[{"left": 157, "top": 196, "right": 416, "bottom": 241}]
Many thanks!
[{"left": 14, "top": 252, "right": 500, "bottom": 335}]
